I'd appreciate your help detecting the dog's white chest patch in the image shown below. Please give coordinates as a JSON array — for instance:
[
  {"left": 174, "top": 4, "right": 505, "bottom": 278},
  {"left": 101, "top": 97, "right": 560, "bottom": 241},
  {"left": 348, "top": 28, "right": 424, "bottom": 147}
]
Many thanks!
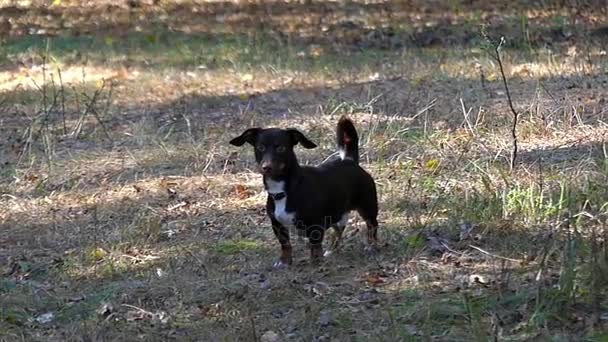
[{"left": 266, "top": 179, "right": 296, "bottom": 228}]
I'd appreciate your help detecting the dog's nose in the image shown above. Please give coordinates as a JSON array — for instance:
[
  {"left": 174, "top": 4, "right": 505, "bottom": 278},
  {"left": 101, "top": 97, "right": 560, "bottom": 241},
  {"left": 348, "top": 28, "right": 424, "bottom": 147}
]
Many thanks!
[{"left": 261, "top": 163, "right": 272, "bottom": 174}]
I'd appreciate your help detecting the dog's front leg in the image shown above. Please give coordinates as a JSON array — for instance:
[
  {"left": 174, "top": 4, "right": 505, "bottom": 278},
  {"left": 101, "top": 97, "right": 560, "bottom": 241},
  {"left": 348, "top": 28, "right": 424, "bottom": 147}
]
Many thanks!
[
  {"left": 309, "top": 227, "right": 325, "bottom": 264},
  {"left": 270, "top": 217, "right": 292, "bottom": 268}
]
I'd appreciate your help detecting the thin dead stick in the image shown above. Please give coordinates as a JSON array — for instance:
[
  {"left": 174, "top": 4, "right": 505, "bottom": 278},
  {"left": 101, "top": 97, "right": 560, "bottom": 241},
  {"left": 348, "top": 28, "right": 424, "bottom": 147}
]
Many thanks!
[
  {"left": 72, "top": 80, "right": 106, "bottom": 138},
  {"left": 460, "top": 98, "right": 475, "bottom": 134},
  {"left": 494, "top": 38, "right": 519, "bottom": 171},
  {"left": 482, "top": 32, "right": 520, "bottom": 171},
  {"left": 410, "top": 98, "right": 437, "bottom": 121},
  {"left": 249, "top": 310, "right": 259, "bottom": 342},
  {"left": 468, "top": 244, "right": 523, "bottom": 263},
  {"left": 57, "top": 67, "right": 66, "bottom": 134},
  {"left": 440, "top": 241, "right": 464, "bottom": 255},
  {"left": 121, "top": 304, "right": 154, "bottom": 316}
]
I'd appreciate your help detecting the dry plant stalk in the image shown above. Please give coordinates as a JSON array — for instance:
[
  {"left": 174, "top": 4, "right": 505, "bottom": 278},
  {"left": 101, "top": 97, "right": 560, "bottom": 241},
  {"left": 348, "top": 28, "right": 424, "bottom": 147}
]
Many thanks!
[{"left": 484, "top": 35, "right": 520, "bottom": 170}]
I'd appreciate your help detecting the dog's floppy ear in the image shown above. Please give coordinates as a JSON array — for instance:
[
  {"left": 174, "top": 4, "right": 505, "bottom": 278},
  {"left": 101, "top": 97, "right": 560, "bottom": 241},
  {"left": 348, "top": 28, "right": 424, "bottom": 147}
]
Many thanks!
[
  {"left": 229, "top": 128, "right": 261, "bottom": 146},
  {"left": 287, "top": 129, "right": 317, "bottom": 149}
]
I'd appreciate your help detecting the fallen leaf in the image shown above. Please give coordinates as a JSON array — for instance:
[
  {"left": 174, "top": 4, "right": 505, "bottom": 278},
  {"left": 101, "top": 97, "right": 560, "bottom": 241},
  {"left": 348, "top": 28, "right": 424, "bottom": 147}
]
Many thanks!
[
  {"left": 469, "top": 274, "right": 490, "bottom": 285},
  {"left": 403, "top": 324, "right": 419, "bottom": 336},
  {"left": 36, "top": 312, "right": 54, "bottom": 324},
  {"left": 97, "top": 302, "right": 114, "bottom": 317},
  {"left": 125, "top": 310, "right": 147, "bottom": 322},
  {"left": 425, "top": 158, "right": 440, "bottom": 172},
  {"left": 167, "top": 201, "right": 188, "bottom": 211},
  {"left": 167, "top": 188, "right": 178, "bottom": 199},
  {"left": 309, "top": 45, "right": 324, "bottom": 57},
  {"left": 68, "top": 295, "right": 86, "bottom": 304},
  {"left": 260, "top": 279, "right": 271, "bottom": 290},
  {"left": 318, "top": 310, "right": 332, "bottom": 327},
  {"left": 90, "top": 247, "right": 107, "bottom": 261},
  {"left": 365, "top": 273, "right": 386, "bottom": 286},
  {"left": 153, "top": 311, "right": 169, "bottom": 325},
  {"left": 114, "top": 66, "right": 130, "bottom": 80},
  {"left": 234, "top": 184, "right": 253, "bottom": 199},
  {"left": 261, "top": 330, "right": 280, "bottom": 342}
]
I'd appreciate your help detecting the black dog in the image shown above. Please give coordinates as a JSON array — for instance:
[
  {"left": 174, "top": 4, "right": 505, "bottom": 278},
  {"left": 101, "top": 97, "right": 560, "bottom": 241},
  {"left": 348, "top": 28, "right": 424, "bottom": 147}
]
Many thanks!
[{"left": 229, "top": 116, "right": 378, "bottom": 267}]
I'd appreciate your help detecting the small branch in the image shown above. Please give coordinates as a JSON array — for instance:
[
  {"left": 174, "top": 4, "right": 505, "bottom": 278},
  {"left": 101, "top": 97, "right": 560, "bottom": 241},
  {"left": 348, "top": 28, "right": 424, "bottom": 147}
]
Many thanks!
[
  {"left": 468, "top": 244, "right": 523, "bottom": 263},
  {"left": 249, "top": 310, "right": 259, "bottom": 342},
  {"left": 71, "top": 80, "right": 107, "bottom": 138},
  {"left": 494, "top": 38, "right": 520, "bottom": 170},
  {"left": 460, "top": 98, "right": 475, "bottom": 134},
  {"left": 483, "top": 33, "right": 520, "bottom": 171},
  {"left": 57, "top": 67, "right": 67, "bottom": 135},
  {"left": 121, "top": 304, "right": 154, "bottom": 317}
]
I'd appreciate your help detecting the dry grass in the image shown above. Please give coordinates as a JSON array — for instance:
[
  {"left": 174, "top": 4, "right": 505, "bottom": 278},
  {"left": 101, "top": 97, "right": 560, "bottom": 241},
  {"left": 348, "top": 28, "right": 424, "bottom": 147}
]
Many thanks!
[{"left": 2, "top": 1, "right": 608, "bottom": 341}]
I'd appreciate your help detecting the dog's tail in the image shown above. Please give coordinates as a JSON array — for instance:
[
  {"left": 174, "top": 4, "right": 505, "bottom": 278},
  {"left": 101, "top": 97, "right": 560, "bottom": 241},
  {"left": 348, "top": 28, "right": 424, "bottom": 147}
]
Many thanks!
[{"left": 336, "top": 116, "right": 359, "bottom": 163}]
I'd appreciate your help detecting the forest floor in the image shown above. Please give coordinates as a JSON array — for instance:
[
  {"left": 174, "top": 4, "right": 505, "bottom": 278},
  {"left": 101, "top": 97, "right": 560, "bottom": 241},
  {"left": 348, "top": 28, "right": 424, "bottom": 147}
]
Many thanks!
[{"left": 1, "top": 1, "right": 608, "bottom": 341}]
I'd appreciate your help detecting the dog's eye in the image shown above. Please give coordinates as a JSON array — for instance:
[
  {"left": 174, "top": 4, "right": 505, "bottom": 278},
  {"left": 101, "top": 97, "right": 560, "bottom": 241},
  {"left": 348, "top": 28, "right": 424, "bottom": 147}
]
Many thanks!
[
  {"left": 276, "top": 145, "right": 286, "bottom": 153},
  {"left": 256, "top": 145, "right": 266, "bottom": 152}
]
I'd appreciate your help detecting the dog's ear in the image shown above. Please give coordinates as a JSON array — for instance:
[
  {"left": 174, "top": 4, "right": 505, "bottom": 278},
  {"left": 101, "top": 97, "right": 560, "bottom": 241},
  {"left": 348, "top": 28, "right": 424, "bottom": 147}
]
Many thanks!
[
  {"left": 230, "top": 128, "right": 261, "bottom": 146},
  {"left": 287, "top": 129, "right": 317, "bottom": 149}
]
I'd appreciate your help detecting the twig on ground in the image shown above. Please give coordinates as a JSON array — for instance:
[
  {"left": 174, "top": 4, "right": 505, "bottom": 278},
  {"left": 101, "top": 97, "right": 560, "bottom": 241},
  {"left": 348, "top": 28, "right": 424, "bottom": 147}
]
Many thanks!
[
  {"left": 249, "top": 310, "right": 259, "bottom": 342},
  {"left": 121, "top": 304, "right": 155, "bottom": 317},
  {"left": 468, "top": 244, "right": 522, "bottom": 263}
]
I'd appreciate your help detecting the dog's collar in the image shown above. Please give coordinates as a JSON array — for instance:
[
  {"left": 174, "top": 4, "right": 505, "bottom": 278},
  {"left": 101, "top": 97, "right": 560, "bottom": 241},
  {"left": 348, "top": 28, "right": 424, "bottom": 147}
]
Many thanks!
[{"left": 268, "top": 192, "right": 286, "bottom": 200}]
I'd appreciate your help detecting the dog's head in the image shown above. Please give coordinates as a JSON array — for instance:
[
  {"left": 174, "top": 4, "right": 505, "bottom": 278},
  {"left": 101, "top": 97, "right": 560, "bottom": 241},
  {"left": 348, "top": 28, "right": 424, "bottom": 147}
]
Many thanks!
[{"left": 229, "top": 127, "right": 317, "bottom": 178}]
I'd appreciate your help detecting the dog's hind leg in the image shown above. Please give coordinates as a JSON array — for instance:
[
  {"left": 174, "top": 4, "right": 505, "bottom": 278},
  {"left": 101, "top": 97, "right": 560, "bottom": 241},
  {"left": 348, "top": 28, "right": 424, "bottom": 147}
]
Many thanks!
[
  {"left": 357, "top": 207, "right": 379, "bottom": 256},
  {"left": 309, "top": 227, "right": 325, "bottom": 264},
  {"left": 364, "top": 217, "right": 378, "bottom": 243},
  {"left": 324, "top": 213, "right": 349, "bottom": 257}
]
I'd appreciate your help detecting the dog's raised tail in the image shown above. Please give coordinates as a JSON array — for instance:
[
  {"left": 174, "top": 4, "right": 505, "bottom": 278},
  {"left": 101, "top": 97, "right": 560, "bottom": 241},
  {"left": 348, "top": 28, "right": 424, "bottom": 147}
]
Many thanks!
[{"left": 336, "top": 116, "right": 359, "bottom": 163}]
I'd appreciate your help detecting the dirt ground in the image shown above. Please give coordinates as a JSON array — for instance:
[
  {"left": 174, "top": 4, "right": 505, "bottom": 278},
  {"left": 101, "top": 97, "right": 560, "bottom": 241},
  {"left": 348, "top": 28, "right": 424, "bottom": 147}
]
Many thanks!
[{"left": 1, "top": 1, "right": 608, "bottom": 341}]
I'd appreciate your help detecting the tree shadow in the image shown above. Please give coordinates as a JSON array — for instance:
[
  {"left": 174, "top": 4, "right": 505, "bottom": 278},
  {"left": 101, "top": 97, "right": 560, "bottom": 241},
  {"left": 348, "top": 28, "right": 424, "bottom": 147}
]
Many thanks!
[
  {"left": 2, "top": 2, "right": 608, "bottom": 339},
  {"left": 519, "top": 139, "right": 606, "bottom": 169},
  {"left": 2, "top": 61, "right": 607, "bottom": 193},
  {"left": 3, "top": 174, "right": 604, "bottom": 340},
  {"left": 1, "top": 0, "right": 605, "bottom": 73}
]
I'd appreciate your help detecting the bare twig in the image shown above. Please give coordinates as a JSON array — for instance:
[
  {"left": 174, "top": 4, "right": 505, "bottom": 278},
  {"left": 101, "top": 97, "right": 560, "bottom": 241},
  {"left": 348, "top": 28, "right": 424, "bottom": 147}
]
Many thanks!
[
  {"left": 468, "top": 244, "right": 523, "bottom": 263},
  {"left": 72, "top": 79, "right": 107, "bottom": 138},
  {"left": 483, "top": 34, "right": 520, "bottom": 170},
  {"left": 42, "top": 53, "right": 47, "bottom": 119},
  {"left": 57, "top": 67, "right": 66, "bottom": 135},
  {"left": 249, "top": 310, "right": 259, "bottom": 342},
  {"left": 121, "top": 304, "right": 154, "bottom": 317},
  {"left": 460, "top": 98, "right": 475, "bottom": 134},
  {"left": 495, "top": 38, "right": 519, "bottom": 170}
]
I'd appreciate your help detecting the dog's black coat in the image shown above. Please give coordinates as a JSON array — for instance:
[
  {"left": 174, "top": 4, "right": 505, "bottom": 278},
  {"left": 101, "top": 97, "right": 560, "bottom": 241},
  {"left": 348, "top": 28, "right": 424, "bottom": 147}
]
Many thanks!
[{"left": 230, "top": 117, "right": 378, "bottom": 266}]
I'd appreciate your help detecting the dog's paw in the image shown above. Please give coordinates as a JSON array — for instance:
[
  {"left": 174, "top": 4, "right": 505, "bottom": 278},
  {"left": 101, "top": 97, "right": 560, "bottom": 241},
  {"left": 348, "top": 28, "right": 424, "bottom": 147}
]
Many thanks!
[{"left": 272, "top": 260, "right": 290, "bottom": 270}]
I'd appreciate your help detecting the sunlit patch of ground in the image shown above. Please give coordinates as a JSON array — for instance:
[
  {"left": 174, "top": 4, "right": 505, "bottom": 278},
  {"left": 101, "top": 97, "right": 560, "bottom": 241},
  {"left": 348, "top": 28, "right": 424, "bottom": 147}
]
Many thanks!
[{"left": 1, "top": 1, "right": 608, "bottom": 341}]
